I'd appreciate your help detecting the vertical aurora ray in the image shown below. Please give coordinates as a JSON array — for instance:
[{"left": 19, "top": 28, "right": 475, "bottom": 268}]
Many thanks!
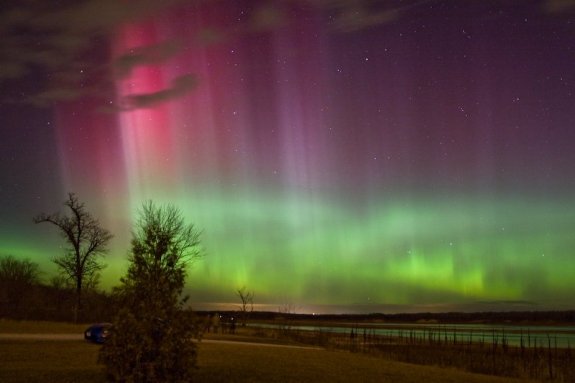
[
  {"left": 52, "top": 88, "right": 131, "bottom": 274},
  {"left": 114, "top": 21, "right": 178, "bottom": 205},
  {"left": 39, "top": 1, "right": 575, "bottom": 313}
]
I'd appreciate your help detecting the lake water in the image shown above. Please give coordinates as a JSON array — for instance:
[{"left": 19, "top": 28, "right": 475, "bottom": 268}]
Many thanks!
[{"left": 249, "top": 322, "right": 575, "bottom": 348}]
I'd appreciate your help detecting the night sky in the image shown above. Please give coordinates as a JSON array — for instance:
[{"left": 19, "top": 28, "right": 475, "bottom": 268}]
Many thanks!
[{"left": 1, "top": 0, "right": 575, "bottom": 314}]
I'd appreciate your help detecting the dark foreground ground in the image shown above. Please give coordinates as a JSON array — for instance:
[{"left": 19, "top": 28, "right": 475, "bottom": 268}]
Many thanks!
[
  {"left": 0, "top": 320, "right": 548, "bottom": 382},
  {"left": 0, "top": 337, "right": 538, "bottom": 383}
]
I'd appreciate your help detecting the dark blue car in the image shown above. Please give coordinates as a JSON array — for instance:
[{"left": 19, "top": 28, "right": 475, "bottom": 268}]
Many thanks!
[{"left": 84, "top": 323, "right": 112, "bottom": 344}]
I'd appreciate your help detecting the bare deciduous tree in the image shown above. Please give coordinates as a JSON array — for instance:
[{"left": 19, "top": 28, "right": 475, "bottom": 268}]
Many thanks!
[
  {"left": 34, "top": 193, "right": 112, "bottom": 322},
  {"left": 237, "top": 286, "right": 254, "bottom": 326}
]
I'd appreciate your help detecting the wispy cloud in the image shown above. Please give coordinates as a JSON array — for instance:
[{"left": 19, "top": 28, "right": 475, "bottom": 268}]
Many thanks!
[
  {"left": 0, "top": 0, "right": 189, "bottom": 105},
  {"left": 118, "top": 74, "right": 198, "bottom": 111},
  {"left": 113, "top": 40, "right": 183, "bottom": 79},
  {"left": 3, "top": 0, "right": 571, "bottom": 108}
]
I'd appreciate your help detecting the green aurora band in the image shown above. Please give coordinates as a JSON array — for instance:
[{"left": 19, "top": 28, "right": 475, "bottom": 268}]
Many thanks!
[
  {"left": 3, "top": 190, "right": 574, "bottom": 313},
  {"left": 2, "top": 1, "right": 575, "bottom": 314}
]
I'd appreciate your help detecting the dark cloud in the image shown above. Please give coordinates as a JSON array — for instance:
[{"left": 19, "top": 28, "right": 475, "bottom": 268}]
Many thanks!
[
  {"left": 119, "top": 74, "right": 199, "bottom": 111},
  {"left": 248, "top": 3, "right": 287, "bottom": 32},
  {"left": 113, "top": 41, "right": 183, "bottom": 79},
  {"left": 544, "top": 0, "right": 575, "bottom": 13},
  {"left": 3, "top": 0, "right": 571, "bottom": 108},
  {"left": 330, "top": 6, "right": 398, "bottom": 32},
  {"left": 0, "top": 0, "right": 190, "bottom": 105},
  {"left": 0, "top": 0, "right": 284, "bottom": 108},
  {"left": 31, "top": 88, "right": 84, "bottom": 107},
  {"left": 469, "top": 300, "right": 538, "bottom": 309},
  {"left": 195, "top": 27, "right": 226, "bottom": 46}
]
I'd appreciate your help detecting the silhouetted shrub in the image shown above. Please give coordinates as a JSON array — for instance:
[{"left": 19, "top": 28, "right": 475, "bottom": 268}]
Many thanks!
[{"left": 99, "top": 202, "right": 202, "bottom": 382}]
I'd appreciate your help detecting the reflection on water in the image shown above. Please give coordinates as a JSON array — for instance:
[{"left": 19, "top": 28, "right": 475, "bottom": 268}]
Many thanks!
[{"left": 249, "top": 322, "right": 575, "bottom": 348}]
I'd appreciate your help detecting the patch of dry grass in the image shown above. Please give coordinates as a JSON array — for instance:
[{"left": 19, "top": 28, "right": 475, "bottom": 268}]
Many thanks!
[
  {"left": 0, "top": 340, "right": 104, "bottom": 383},
  {"left": 0, "top": 338, "right": 537, "bottom": 383},
  {"left": 0, "top": 319, "right": 88, "bottom": 334},
  {"left": 195, "top": 342, "right": 536, "bottom": 383}
]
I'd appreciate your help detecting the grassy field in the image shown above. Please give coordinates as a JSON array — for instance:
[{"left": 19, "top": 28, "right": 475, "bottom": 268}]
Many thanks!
[
  {"left": 0, "top": 337, "right": 540, "bottom": 383},
  {"left": 0, "top": 340, "right": 105, "bottom": 383},
  {"left": 195, "top": 342, "right": 537, "bottom": 383},
  {"left": 0, "top": 320, "right": 543, "bottom": 382},
  {"left": 235, "top": 322, "right": 575, "bottom": 381}
]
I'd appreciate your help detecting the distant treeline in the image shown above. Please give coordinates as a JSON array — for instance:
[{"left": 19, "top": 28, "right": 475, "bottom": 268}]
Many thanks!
[
  {"left": 0, "top": 254, "right": 115, "bottom": 322},
  {"left": 0, "top": 281, "right": 115, "bottom": 323},
  {"left": 197, "top": 310, "right": 575, "bottom": 324}
]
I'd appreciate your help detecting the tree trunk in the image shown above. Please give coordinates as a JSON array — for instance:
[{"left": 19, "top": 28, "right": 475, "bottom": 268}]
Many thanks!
[{"left": 74, "top": 280, "right": 82, "bottom": 323}]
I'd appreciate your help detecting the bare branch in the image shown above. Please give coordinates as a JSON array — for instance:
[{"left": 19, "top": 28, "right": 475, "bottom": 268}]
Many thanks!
[
  {"left": 237, "top": 286, "right": 254, "bottom": 326},
  {"left": 34, "top": 193, "right": 112, "bottom": 322}
]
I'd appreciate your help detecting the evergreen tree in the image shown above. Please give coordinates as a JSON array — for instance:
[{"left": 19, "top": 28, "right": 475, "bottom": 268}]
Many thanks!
[{"left": 100, "top": 201, "right": 202, "bottom": 382}]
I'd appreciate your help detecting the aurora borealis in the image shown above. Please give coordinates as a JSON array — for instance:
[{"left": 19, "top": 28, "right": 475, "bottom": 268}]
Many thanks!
[{"left": 1, "top": 0, "right": 575, "bottom": 314}]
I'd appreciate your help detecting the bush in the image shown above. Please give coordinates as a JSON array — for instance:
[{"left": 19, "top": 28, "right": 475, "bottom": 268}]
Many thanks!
[
  {"left": 99, "top": 308, "right": 200, "bottom": 382},
  {"left": 99, "top": 202, "right": 203, "bottom": 382}
]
